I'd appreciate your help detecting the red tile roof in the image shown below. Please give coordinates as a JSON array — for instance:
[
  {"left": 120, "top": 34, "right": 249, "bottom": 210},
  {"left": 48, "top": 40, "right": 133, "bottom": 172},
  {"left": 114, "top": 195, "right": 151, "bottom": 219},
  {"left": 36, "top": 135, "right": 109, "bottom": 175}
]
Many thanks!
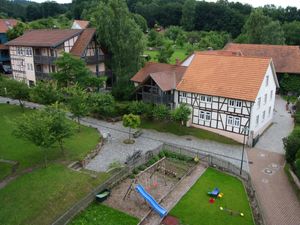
[
  {"left": 0, "top": 19, "right": 18, "bottom": 33},
  {"left": 131, "top": 62, "right": 187, "bottom": 91},
  {"left": 5, "top": 29, "right": 82, "bottom": 47},
  {"left": 0, "top": 44, "right": 8, "bottom": 50},
  {"left": 224, "top": 43, "right": 300, "bottom": 74},
  {"left": 72, "top": 20, "right": 90, "bottom": 29},
  {"left": 70, "top": 28, "right": 96, "bottom": 57},
  {"left": 177, "top": 52, "right": 273, "bottom": 102}
]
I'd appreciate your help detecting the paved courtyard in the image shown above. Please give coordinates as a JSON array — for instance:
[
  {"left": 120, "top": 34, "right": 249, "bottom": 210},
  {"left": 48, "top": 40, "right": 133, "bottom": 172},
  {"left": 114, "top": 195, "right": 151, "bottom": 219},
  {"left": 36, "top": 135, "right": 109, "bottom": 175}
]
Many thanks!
[{"left": 255, "top": 95, "right": 294, "bottom": 154}]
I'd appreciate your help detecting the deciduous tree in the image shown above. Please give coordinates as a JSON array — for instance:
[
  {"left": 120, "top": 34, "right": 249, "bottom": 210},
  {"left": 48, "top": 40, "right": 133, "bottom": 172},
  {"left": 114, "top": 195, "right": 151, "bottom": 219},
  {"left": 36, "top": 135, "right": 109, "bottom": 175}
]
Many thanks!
[{"left": 122, "top": 114, "right": 141, "bottom": 142}]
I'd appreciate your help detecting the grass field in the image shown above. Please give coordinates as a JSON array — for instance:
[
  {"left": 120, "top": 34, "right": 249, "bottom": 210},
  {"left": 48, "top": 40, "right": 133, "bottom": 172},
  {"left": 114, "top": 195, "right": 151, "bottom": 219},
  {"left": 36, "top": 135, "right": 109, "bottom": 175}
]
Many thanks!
[
  {"left": 0, "top": 104, "right": 100, "bottom": 171},
  {"left": 140, "top": 120, "right": 239, "bottom": 145},
  {"left": 144, "top": 47, "right": 188, "bottom": 64},
  {"left": 70, "top": 203, "right": 139, "bottom": 225},
  {"left": 0, "top": 162, "right": 12, "bottom": 180},
  {"left": 0, "top": 104, "right": 110, "bottom": 225},
  {"left": 170, "top": 168, "right": 254, "bottom": 225}
]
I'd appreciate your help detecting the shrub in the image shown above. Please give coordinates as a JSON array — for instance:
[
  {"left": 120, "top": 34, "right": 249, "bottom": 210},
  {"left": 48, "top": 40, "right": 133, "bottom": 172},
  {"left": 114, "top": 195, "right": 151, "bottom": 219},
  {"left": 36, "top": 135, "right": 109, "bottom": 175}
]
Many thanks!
[
  {"left": 171, "top": 104, "right": 191, "bottom": 125},
  {"left": 138, "top": 165, "right": 147, "bottom": 171},
  {"left": 128, "top": 101, "right": 152, "bottom": 115},
  {"left": 115, "top": 102, "right": 130, "bottom": 116},
  {"left": 132, "top": 168, "right": 139, "bottom": 175},
  {"left": 89, "top": 93, "right": 116, "bottom": 117},
  {"left": 158, "top": 151, "right": 165, "bottom": 158},
  {"left": 283, "top": 128, "right": 300, "bottom": 163},
  {"left": 295, "top": 159, "right": 300, "bottom": 178},
  {"left": 152, "top": 104, "right": 170, "bottom": 121},
  {"left": 280, "top": 73, "right": 300, "bottom": 95},
  {"left": 30, "top": 81, "right": 61, "bottom": 105}
]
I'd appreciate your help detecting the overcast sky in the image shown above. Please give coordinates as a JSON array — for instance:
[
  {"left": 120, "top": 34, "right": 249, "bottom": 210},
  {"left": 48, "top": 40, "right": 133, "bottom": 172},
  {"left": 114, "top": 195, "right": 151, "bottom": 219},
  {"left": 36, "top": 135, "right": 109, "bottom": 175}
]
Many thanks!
[{"left": 33, "top": 0, "right": 300, "bottom": 8}]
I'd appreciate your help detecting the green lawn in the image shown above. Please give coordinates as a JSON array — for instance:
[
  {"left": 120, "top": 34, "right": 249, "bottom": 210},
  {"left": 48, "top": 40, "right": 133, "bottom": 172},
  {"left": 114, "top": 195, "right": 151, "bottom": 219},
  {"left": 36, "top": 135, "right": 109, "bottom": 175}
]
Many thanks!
[
  {"left": 0, "top": 162, "right": 12, "bottom": 180},
  {"left": 0, "top": 164, "right": 110, "bottom": 225},
  {"left": 141, "top": 120, "right": 239, "bottom": 145},
  {"left": 0, "top": 104, "right": 100, "bottom": 171},
  {"left": 70, "top": 203, "right": 139, "bottom": 225},
  {"left": 144, "top": 47, "right": 188, "bottom": 64},
  {"left": 170, "top": 168, "right": 254, "bottom": 225},
  {"left": 0, "top": 104, "right": 110, "bottom": 225}
]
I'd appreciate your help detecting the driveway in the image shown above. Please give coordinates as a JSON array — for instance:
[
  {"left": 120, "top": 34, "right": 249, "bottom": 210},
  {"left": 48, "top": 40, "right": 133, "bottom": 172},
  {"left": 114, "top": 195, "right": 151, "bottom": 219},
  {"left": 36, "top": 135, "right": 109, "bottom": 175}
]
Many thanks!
[
  {"left": 255, "top": 95, "right": 294, "bottom": 154},
  {"left": 248, "top": 149, "right": 300, "bottom": 225}
]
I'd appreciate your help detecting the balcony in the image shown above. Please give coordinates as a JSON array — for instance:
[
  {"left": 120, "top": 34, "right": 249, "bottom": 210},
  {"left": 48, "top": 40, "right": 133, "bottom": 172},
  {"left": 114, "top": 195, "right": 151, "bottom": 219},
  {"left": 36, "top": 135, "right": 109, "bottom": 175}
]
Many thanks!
[
  {"left": 34, "top": 55, "right": 57, "bottom": 65},
  {"left": 140, "top": 92, "right": 173, "bottom": 105},
  {"left": 35, "top": 71, "right": 51, "bottom": 80},
  {"left": 85, "top": 55, "right": 105, "bottom": 65}
]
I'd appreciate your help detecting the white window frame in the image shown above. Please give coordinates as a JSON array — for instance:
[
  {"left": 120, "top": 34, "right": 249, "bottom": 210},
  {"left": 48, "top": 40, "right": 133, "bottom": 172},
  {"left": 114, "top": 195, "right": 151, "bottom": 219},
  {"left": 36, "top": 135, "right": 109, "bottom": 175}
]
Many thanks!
[
  {"left": 257, "top": 97, "right": 261, "bottom": 109},
  {"left": 266, "top": 75, "right": 269, "bottom": 86},
  {"left": 268, "top": 106, "right": 272, "bottom": 117},
  {"left": 205, "top": 112, "right": 211, "bottom": 121},
  {"left": 199, "top": 111, "right": 205, "bottom": 120},
  {"left": 200, "top": 95, "right": 206, "bottom": 102},
  {"left": 270, "top": 90, "right": 273, "bottom": 101},
  {"left": 264, "top": 94, "right": 267, "bottom": 105},
  {"left": 182, "top": 92, "right": 187, "bottom": 97},
  {"left": 206, "top": 96, "right": 212, "bottom": 103},
  {"left": 235, "top": 100, "right": 242, "bottom": 108},
  {"left": 262, "top": 111, "right": 266, "bottom": 121},
  {"left": 234, "top": 117, "right": 241, "bottom": 127},
  {"left": 227, "top": 116, "right": 234, "bottom": 126},
  {"left": 229, "top": 99, "right": 235, "bottom": 107}
]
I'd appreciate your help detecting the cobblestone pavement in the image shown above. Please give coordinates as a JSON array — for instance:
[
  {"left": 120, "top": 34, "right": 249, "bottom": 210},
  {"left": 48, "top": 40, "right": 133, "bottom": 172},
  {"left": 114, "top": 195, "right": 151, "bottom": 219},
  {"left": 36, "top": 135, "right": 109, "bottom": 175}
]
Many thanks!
[
  {"left": 248, "top": 148, "right": 300, "bottom": 225},
  {"left": 255, "top": 95, "right": 294, "bottom": 154}
]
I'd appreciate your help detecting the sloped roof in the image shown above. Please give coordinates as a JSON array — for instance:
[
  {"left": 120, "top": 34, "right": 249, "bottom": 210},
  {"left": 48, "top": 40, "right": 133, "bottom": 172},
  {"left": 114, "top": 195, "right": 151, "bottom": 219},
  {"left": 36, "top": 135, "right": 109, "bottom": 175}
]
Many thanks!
[
  {"left": 131, "top": 62, "right": 186, "bottom": 83},
  {"left": 0, "top": 19, "right": 18, "bottom": 33},
  {"left": 72, "top": 20, "right": 90, "bottom": 29},
  {"left": 224, "top": 43, "right": 300, "bottom": 74},
  {"left": 70, "top": 28, "right": 96, "bottom": 57},
  {"left": 5, "top": 29, "right": 82, "bottom": 47},
  {"left": 177, "top": 52, "right": 273, "bottom": 102},
  {"left": 149, "top": 71, "right": 182, "bottom": 91}
]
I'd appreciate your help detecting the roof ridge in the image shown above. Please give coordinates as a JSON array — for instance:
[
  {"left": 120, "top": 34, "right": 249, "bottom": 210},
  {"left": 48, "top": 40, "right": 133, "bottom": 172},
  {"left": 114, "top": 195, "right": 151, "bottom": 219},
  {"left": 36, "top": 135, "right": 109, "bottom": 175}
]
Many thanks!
[{"left": 196, "top": 52, "right": 271, "bottom": 60}]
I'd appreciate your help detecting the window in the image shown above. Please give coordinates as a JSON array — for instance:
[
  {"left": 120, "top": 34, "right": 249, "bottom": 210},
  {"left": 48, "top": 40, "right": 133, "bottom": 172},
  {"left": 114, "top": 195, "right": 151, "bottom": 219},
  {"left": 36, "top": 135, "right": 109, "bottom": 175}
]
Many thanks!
[
  {"left": 182, "top": 92, "right": 187, "bottom": 97},
  {"left": 229, "top": 99, "right": 235, "bottom": 107},
  {"left": 256, "top": 115, "right": 259, "bottom": 126},
  {"left": 199, "top": 111, "right": 205, "bottom": 120},
  {"left": 205, "top": 112, "right": 211, "bottom": 121},
  {"left": 270, "top": 90, "right": 273, "bottom": 100},
  {"left": 236, "top": 100, "right": 242, "bottom": 108},
  {"left": 257, "top": 97, "right": 261, "bottom": 109},
  {"left": 262, "top": 111, "right": 266, "bottom": 121},
  {"left": 227, "top": 116, "right": 234, "bottom": 125},
  {"left": 30, "top": 64, "right": 33, "bottom": 71},
  {"left": 200, "top": 95, "right": 212, "bottom": 103},
  {"left": 268, "top": 106, "right": 272, "bottom": 117},
  {"left": 266, "top": 75, "right": 269, "bottom": 86},
  {"left": 264, "top": 94, "right": 267, "bottom": 105},
  {"left": 206, "top": 96, "right": 212, "bottom": 103},
  {"left": 234, "top": 117, "right": 240, "bottom": 127}
]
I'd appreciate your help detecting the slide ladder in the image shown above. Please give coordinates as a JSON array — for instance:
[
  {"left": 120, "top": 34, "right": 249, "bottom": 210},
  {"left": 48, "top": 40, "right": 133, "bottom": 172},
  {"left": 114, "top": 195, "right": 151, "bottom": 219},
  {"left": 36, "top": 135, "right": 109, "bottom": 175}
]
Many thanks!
[{"left": 135, "top": 184, "right": 167, "bottom": 218}]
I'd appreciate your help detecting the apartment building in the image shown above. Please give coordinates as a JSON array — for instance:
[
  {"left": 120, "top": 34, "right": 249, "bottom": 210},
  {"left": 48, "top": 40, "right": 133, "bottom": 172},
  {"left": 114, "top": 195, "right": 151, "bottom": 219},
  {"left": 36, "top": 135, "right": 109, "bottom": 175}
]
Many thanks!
[{"left": 5, "top": 28, "right": 106, "bottom": 85}]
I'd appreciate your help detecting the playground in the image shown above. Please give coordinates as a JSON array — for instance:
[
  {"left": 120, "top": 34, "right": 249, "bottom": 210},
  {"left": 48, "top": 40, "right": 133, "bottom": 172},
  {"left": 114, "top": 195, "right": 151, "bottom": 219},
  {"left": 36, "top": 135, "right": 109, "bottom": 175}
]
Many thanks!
[{"left": 103, "top": 156, "right": 196, "bottom": 220}]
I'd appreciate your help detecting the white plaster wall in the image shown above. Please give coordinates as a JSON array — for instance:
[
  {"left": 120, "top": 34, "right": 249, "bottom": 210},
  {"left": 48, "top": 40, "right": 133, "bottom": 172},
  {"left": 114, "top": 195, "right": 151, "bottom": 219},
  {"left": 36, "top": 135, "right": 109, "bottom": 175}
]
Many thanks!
[{"left": 249, "top": 64, "right": 277, "bottom": 137}]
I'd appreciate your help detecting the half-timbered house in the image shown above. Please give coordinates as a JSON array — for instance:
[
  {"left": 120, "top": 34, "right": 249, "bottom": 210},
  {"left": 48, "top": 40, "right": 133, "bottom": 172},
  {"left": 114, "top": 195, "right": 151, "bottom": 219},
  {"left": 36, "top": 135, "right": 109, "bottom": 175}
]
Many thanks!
[{"left": 176, "top": 52, "right": 279, "bottom": 145}]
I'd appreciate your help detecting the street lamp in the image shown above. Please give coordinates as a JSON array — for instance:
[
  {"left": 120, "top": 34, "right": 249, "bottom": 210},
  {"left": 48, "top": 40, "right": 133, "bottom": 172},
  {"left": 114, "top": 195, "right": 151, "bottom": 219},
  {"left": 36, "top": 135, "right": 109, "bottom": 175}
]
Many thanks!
[{"left": 240, "top": 126, "right": 249, "bottom": 175}]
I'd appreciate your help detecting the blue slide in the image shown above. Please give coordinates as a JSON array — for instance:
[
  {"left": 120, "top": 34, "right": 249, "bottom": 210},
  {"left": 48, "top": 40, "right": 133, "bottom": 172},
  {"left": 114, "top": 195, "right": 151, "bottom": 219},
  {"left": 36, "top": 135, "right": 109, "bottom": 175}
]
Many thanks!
[{"left": 135, "top": 184, "right": 168, "bottom": 218}]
